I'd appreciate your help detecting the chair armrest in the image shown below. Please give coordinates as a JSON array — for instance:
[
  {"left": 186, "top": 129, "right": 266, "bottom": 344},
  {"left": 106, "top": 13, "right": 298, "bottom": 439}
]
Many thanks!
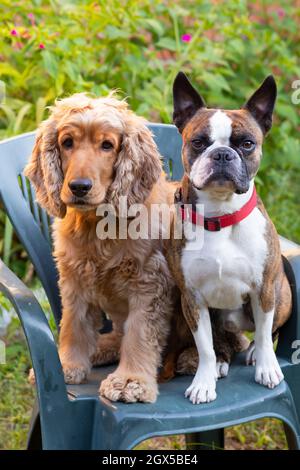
[
  {"left": 277, "top": 254, "right": 300, "bottom": 361},
  {"left": 0, "top": 260, "right": 68, "bottom": 411}
]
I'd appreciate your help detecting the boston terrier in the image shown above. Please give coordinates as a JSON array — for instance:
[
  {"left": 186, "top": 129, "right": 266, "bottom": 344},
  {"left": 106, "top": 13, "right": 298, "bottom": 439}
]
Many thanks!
[{"left": 165, "top": 72, "right": 292, "bottom": 404}]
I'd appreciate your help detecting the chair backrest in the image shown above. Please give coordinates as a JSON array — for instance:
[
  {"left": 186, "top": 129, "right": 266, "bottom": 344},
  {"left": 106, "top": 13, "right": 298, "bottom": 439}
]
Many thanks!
[{"left": 0, "top": 124, "right": 183, "bottom": 327}]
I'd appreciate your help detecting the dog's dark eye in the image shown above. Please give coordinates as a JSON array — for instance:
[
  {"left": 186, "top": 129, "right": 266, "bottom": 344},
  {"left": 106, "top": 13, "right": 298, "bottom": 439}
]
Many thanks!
[
  {"left": 241, "top": 140, "right": 255, "bottom": 151},
  {"left": 62, "top": 137, "right": 73, "bottom": 149},
  {"left": 101, "top": 140, "right": 113, "bottom": 150},
  {"left": 191, "top": 138, "right": 208, "bottom": 150}
]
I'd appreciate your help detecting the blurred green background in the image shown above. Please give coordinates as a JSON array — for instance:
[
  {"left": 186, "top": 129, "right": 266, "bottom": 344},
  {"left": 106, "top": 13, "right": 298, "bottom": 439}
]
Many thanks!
[{"left": 0, "top": 0, "right": 299, "bottom": 449}]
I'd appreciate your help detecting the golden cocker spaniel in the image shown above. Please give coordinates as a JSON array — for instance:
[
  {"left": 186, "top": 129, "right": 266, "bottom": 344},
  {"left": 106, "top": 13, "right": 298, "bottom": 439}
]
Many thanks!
[{"left": 25, "top": 93, "right": 177, "bottom": 403}]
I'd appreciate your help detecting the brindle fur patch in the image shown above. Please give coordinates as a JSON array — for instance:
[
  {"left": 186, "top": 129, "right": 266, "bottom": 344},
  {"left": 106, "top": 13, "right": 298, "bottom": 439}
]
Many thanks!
[
  {"left": 182, "top": 109, "right": 215, "bottom": 172},
  {"left": 226, "top": 109, "right": 263, "bottom": 180},
  {"left": 256, "top": 196, "right": 292, "bottom": 329},
  {"left": 181, "top": 292, "right": 200, "bottom": 332}
]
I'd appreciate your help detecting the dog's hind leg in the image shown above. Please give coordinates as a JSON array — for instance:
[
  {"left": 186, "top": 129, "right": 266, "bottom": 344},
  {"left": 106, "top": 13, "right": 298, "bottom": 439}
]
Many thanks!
[
  {"left": 91, "top": 327, "right": 122, "bottom": 366},
  {"left": 176, "top": 314, "right": 248, "bottom": 379}
]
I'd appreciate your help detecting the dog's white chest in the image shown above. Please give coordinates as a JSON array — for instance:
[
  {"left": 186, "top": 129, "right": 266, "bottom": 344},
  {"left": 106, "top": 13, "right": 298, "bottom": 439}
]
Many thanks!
[{"left": 181, "top": 208, "right": 268, "bottom": 309}]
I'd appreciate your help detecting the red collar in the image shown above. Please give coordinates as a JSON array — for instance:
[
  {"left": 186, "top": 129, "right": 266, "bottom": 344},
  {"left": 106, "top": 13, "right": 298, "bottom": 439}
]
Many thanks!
[{"left": 180, "top": 185, "right": 257, "bottom": 232}]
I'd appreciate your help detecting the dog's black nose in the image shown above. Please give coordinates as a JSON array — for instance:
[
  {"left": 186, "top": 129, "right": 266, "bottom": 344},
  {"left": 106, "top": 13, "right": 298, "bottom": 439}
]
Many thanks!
[
  {"left": 212, "top": 147, "right": 235, "bottom": 162},
  {"left": 68, "top": 179, "right": 93, "bottom": 197}
]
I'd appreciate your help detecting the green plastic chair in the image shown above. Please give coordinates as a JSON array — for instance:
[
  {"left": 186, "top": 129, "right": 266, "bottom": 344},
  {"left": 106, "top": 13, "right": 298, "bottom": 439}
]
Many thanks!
[{"left": 0, "top": 124, "right": 300, "bottom": 450}]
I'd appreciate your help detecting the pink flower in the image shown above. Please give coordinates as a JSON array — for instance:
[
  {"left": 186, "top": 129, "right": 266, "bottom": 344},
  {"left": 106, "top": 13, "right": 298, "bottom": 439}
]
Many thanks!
[
  {"left": 39, "top": 43, "right": 45, "bottom": 49},
  {"left": 181, "top": 33, "right": 192, "bottom": 43},
  {"left": 28, "top": 12, "right": 35, "bottom": 26},
  {"left": 10, "top": 29, "right": 18, "bottom": 36},
  {"left": 277, "top": 8, "right": 285, "bottom": 18}
]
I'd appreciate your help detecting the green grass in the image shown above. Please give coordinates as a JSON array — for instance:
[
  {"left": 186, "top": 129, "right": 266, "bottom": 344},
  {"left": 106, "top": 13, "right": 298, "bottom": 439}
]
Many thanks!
[
  {"left": 0, "top": 318, "right": 35, "bottom": 450},
  {"left": 0, "top": 316, "right": 288, "bottom": 450},
  {"left": 136, "top": 419, "right": 287, "bottom": 449}
]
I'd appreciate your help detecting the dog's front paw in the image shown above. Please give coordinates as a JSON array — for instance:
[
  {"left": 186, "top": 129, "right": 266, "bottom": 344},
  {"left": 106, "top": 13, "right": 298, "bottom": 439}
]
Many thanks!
[
  {"left": 185, "top": 372, "right": 217, "bottom": 404},
  {"left": 62, "top": 363, "right": 89, "bottom": 384},
  {"left": 255, "top": 350, "right": 284, "bottom": 389},
  {"left": 99, "top": 373, "right": 158, "bottom": 403}
]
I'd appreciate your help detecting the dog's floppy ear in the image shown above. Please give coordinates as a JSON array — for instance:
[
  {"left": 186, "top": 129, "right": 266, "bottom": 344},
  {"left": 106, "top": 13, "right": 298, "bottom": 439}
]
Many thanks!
[
  {"left": 108, "top": 121, "right": 162, "bottom": 210},
  {"left": 243, "top": 75, "right": 277, "bottom": 134},
  {"left": 173, "top": 71, "right": 206, "bottom": 133},
  {"left": 24, "top": 117, "right": 66, "bottom": 218}
]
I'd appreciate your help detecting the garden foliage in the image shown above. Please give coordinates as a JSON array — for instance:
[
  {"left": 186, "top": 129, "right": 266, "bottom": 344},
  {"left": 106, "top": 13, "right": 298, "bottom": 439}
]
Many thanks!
[{"left": 0, "top": 0, "right": 299, "bottom": 275}]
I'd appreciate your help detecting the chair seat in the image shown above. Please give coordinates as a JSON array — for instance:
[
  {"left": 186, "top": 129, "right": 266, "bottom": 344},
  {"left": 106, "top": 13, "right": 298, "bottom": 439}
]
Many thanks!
[{"left": 66, "top": 354, "right": 299, "bottom": 449}]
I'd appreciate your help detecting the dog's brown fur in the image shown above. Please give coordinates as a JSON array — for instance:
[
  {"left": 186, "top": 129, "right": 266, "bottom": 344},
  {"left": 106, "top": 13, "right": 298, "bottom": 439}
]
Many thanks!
[{"left": 25, "top": 93, "right": 178, "bottom": 403}]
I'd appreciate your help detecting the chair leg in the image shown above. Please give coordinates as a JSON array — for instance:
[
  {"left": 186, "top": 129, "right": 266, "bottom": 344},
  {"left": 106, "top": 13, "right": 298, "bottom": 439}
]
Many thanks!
[
  {"left": 283, "top": 422, "right": 300, "bottom": 450},
  {"left": 185, "top": 429, "right": 224, "bottom": 450},
  {"left": 27, "top": 397, "right": 42, "bottom": 450}
]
